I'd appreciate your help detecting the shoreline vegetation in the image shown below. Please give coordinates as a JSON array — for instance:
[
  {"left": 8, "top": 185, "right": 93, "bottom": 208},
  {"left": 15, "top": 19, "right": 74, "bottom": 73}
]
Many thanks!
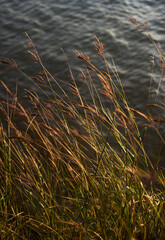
[{"left": 0, "top": 18, "right": 165, "bottom": 239}]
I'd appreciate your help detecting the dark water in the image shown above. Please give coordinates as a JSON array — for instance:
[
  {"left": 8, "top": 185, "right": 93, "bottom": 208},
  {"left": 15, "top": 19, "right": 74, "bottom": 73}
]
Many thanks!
[{"left": 1, "top": 0, "right": 165, "bottom": 163}]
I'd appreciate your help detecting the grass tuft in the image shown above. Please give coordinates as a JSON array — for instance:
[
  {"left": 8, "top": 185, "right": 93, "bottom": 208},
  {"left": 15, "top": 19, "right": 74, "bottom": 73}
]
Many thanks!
[{"left": 0, "top": 22, "right": 165, "bottom": 239}]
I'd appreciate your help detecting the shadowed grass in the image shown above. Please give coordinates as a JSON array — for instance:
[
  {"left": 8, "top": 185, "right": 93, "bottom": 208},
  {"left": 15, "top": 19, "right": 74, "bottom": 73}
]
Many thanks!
[{"left": 0, "top": 21, "right": 165, "bottom": 239}]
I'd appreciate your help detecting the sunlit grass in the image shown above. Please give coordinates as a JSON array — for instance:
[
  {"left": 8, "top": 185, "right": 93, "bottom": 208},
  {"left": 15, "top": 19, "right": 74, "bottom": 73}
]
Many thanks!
[{"left": 0, "top": 20, "right": 165, "bottom": 239}]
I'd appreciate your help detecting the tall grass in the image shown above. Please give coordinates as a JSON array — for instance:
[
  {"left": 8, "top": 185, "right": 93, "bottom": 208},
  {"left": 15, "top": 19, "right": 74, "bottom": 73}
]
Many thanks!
[{"left": 0, "top": 20, "right": 165, "bottom": 239}]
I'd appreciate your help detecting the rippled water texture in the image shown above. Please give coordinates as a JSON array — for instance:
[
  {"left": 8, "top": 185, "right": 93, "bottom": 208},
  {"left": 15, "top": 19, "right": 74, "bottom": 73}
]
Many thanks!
[
  {"left": 1, "top": 0, "right": 165, "bottom": 97},
  {"left": 1, "top": 0, "right": 165, "bottom": 162}
]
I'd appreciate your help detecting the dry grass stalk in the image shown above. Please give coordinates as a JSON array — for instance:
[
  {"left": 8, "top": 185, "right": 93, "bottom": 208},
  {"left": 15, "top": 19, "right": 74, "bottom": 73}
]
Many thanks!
[
  {"left": 94, "top": 35, "right": 105, "bottom": 58},
  {"left": 0, "top": 32, "right": 165, "bottom": 240},
  {"left": 0, "top": 58, "right": 18, "bottom": 71}
]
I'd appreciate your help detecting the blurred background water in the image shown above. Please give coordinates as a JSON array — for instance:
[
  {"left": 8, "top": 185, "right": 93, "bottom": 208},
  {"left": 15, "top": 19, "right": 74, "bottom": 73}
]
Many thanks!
[{"left": 0, "top": 0, "right": 165, "bottom": 164}]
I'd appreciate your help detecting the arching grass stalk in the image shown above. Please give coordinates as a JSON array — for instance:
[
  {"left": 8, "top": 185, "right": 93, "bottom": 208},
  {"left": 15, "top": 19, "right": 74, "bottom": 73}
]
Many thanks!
[{"left": 0, "top": 31, "right": 165, "bottom": 239}]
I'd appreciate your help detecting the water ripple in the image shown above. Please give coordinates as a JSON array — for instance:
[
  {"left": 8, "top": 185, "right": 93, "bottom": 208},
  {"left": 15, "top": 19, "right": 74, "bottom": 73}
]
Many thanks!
[{"left": 0, "top": 0, "right": 165, "bottom": 106}]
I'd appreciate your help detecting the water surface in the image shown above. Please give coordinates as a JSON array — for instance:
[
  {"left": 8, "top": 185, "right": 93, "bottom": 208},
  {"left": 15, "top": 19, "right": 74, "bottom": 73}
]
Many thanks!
[{"left": 0, "top": 0, "right": 165, "bottom": 163}]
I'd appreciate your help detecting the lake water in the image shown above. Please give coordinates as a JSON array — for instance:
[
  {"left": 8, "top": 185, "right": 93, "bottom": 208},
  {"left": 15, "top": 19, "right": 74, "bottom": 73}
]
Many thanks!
[{"left": 0, "top": 0, "right": 165, "bottom": 164}]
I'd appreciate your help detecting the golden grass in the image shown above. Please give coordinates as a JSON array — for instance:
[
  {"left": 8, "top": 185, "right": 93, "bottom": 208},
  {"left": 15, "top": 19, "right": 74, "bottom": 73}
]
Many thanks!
[{"left": 0, "top": 21, "right": 165, "bottom": 239}]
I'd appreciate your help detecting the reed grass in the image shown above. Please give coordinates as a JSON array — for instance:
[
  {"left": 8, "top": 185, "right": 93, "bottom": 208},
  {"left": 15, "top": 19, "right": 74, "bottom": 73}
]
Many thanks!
[{"left": 0, "top": 20, "right": 165, "bottom": 239}]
